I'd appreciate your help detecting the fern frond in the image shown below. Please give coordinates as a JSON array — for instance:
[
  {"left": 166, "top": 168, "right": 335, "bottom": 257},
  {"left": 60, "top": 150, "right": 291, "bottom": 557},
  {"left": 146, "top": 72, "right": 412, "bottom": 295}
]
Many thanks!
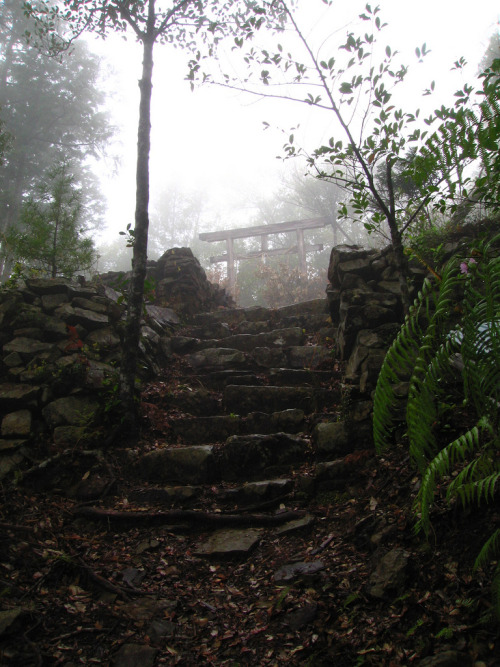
[
  {"left": 447, "top": 446, "right": 500, "bottom": 508},
  {"left": 415, "top": 425, "right": 483, "bottom": 535},
  {"left": 474, "top": 529, "right": 500, "bottom": 573},
  {"left": 406, "top": 262, "right": 463, "bottom": 471},
  {"left": 373, "top": 276, "right": 439, "bottom": 452}
]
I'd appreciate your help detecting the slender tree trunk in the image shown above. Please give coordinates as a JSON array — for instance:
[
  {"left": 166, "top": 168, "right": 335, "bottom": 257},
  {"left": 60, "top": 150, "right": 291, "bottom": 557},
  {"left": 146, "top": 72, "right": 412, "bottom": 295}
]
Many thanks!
[
  {"left": 385, "top": 160, "right": 411, "bottom": 315},
  {"left": 119, "top": 32, "right": 155, "bottom": 418}
]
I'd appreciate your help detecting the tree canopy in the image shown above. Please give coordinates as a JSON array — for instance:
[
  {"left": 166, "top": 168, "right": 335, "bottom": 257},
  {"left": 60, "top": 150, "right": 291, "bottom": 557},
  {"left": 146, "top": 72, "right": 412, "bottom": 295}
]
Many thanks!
[{"left": 0, "top": 0, "right": 112, "bottom": 280}]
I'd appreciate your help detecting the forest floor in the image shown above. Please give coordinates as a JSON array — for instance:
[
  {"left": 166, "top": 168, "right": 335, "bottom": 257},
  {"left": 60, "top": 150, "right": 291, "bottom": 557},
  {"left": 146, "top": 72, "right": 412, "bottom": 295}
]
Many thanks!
[{"left": 1, "top": 377, "right": 500, "bottom": 666}]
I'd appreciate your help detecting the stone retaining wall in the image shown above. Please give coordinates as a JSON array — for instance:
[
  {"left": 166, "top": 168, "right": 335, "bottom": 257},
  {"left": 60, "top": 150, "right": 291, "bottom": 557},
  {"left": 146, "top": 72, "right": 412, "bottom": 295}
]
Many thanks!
[
  {"left": 0, "top": 277, "right": 178, "bottom": 478},
  {"left": 326, "top": 244, "right": 426, "bottom": 439}
]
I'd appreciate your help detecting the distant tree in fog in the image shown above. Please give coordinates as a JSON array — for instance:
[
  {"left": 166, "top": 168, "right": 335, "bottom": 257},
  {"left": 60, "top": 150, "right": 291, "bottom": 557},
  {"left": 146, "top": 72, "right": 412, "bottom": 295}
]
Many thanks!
[
  {"left": 0, "top": 0, "right": 112, "bottom": 280},
  {"left": 149, "top": 183, "right": 206, "bottom": 259},
  {"left": 6, "top": 161, "right": 96, "bottom": 278}
]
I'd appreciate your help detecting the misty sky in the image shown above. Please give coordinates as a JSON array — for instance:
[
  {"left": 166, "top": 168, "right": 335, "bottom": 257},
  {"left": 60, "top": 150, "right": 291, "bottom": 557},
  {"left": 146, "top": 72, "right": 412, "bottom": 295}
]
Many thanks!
[{"left": 92, "top": 0, "right": 499, "bottom": 247}]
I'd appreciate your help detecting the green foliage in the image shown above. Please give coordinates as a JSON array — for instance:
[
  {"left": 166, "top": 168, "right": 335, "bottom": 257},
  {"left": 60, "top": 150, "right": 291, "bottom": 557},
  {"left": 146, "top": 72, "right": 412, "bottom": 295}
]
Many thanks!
[
  {"left": 411, "top": 59, "right": 500, "bottom": 217},
  {"left": 374, "top": 232, "right": 500, "bottom": 614},
  {"left": 119, "top": 223, "right": 136, "bottom": 248},
  {"left": 5, "top": 161, "right": 96, "bottom": 278}
]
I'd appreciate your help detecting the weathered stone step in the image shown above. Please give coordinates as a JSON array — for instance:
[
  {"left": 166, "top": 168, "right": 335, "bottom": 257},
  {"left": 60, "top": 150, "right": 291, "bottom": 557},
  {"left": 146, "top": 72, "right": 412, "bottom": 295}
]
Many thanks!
[
  {"left": 183, "top": 370, "right": 264, "bottom": 390},
  {"left": 190, "top": 298, "right": 328, "bottom": 328},
  {"left": 183, "top": 344, "right": 334, "bottom": 375},
  {"left": 191, "top": 326, "right": 305, "bottom": 353},
  {"left": 224, "top": 384, "right": 339, "bottom": 415},
  {"left": 269, "top": 368, "right": 339, "bottom": 386},
  {"left": 163, "top": 389, "right": 224, "bottom": 416},
  {"left": 129, "top": 478, "right": 295, "bottom": 509},
  {"left": 183, "top": 311, "right": 332, "bottom": 340},
  {"left": 137, "top": 432, "right": 311, "bottom": 485},
  {"left": 170, "top": 409, "right": 305, "bottom": 444}
]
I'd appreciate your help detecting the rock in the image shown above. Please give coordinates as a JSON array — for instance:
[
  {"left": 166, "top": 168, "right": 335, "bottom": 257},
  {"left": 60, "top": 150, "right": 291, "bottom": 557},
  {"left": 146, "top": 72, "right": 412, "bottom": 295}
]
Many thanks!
[
  {"left": 155, "top": 247, "right": 233, "bottom": 315},
  {"left": 3, "top": 352, "right": 23, "bottom": 368},
  {"left": 368, "top": 547, "right": 409, "bottom": 599},
  {"left": 194, "top": 528, "right": 264, "bottom": 558},
  {"left": 287, "top": 345, "right": 333, "bottom": 368},
  {"left": 0, "top": 383, "right": 40, "bottom": 408},
  {"left": 251, "top": 346, "right": 287, "bottom": 368},
  {"left": 3, "top": 337, "right": 53, "bottom": 361},
  {"left": 217, "top": 327, "right": 305, "bottom": 352},
  {"left": 186, "top": 347, "right": 247, "bottom": 370},
  {"left": 275, "top": 514, "right": 315, "bottom": 535},
  {"left": 219, "top": 432, "right": 309, "bottom": 481},
  {"left": 282, "top": 602, "right": 318, "bottom": 629},
  {"left": 72, "top": 296, "right": 107, "bottom": 314},
  {"left": 274, "top": 560, "right": 325, "bottom": 583},
  {"left": 139, "top": 445, "right": 215, "bottom": 484},
  {"left": 85, "top": 327, "right": 121, "bottom": 349},
  {"left": 1, "top": 409, "right": 32, "bottom": 437},
  {"left": 55, "top": 304, "right": 109, "bottom": 330},
  {"left": 223, "top": 478, "right": 293, "bottom": 505},
  {"left": 312, "top": 421, "right": 351, "bottom": 458},
  {"left": 0, "top": 449, "right": 26, "bottom": 480},
  {"left": 53, "top": 426, "right": 87, "bottom": 447},
  {"left": 145, "top": 304, "right": 179, "bottom": 328},
  {"left": 42, "top": 395, "right": 99, "bottom": 428},
  {"left": 67, "top": 472, "right": 112, "bottom": 500},
  {"left": 41, "top": 293, "right": 68, "bottom": 312},
  {"left": 25, "top": 278, "right": 69, "bottom": 295},
  {"left": 146, "top": 619, "right": 176, "bottom": 643},
  {"left": 112, "top": 643, "right": 158, "bottom": 667}
]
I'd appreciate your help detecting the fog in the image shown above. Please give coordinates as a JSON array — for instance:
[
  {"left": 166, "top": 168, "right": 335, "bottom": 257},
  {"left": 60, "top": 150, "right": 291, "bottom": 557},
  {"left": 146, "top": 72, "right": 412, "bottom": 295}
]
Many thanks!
[{"left": 92, "top": 0, "right": 499, "bottom": 258}]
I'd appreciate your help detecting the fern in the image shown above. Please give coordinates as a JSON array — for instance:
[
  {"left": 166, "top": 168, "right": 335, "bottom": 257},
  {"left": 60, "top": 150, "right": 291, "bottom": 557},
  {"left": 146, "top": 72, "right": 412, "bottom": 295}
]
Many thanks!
[
  {"left": 373, "top": 231, "right": 500, "bottom": 615},
  {"left": 373, "top": 275, "right": 438, "bottom": 452},
  {"left": 415, "top": 424, "right": 484, "bottom": 535}
]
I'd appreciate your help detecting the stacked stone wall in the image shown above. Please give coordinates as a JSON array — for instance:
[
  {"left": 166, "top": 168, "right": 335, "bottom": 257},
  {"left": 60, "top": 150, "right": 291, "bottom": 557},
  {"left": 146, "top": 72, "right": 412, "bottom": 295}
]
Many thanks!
[
  {"left": 326, "top": 244, "right": 426, "bottom": 441},
  {"left": 0, "top": 278, "right": 178, "bottom": 479}
]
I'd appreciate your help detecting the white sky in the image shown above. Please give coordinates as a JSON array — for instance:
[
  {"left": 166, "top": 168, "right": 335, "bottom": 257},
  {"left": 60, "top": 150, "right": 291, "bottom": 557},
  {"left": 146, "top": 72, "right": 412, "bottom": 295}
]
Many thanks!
[{"left": 92, "top": 0, "right": 499, "bottom": 246}]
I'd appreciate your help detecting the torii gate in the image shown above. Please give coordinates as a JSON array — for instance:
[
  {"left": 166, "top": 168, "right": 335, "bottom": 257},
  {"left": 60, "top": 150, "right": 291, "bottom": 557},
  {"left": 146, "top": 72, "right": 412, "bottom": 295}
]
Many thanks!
[{"left": 199, "top": 216, "right": 355, "bottom": 294}]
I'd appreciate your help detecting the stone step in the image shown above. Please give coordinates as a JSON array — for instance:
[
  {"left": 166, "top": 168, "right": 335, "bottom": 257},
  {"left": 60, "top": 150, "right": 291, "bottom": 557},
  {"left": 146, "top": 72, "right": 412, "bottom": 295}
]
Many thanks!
[
  {"left": 268, "top": 368, "right": 339, "bottom": 386},
  {"left": 183, "top": 311, "right": 332, "bottom": 340},
  {"left": 169, "top": 409, "right": 306, "bottom": 444},
  {"left": 184, "top": 370, "right": 265, "bottom": 390},
  {"left": 224, "top": 384, "right": 339, "bottom": 415},
  {"left": 164, "top": 388, "right": 224, "bottom": 417},
  {"left": 137, "top": 432, "right": 312, "bottom": 485},
  {"left": 190, "top": 326, "right": 306, "bottom": 353},
  {"left": 182, "top": 344, "right": 335, "bottom": 374},
  {"left": 190, "top": 298, "right": 328, "bottom": 328},
  {"left": 129, "top": 477, "right": 296, "bottom": 510}
]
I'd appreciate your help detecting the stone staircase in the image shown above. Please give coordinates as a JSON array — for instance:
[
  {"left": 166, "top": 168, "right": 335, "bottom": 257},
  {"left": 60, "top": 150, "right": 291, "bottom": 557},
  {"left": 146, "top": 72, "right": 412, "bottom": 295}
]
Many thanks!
[{"left": 124, "top": 298, "right": 357, "bottom": 552}]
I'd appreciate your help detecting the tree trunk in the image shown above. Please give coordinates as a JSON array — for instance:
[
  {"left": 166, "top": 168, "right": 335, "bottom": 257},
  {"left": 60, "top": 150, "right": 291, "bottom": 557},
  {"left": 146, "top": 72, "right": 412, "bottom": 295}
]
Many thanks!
[
  {"left": 385, "top": 160, "right": 411, "bottom": 315},
  {"left": 119, "top": 32, "right": 155, "bottom": 419},
  {"left": 387, "top": 214, "right": 411, "bottom": 315}
]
